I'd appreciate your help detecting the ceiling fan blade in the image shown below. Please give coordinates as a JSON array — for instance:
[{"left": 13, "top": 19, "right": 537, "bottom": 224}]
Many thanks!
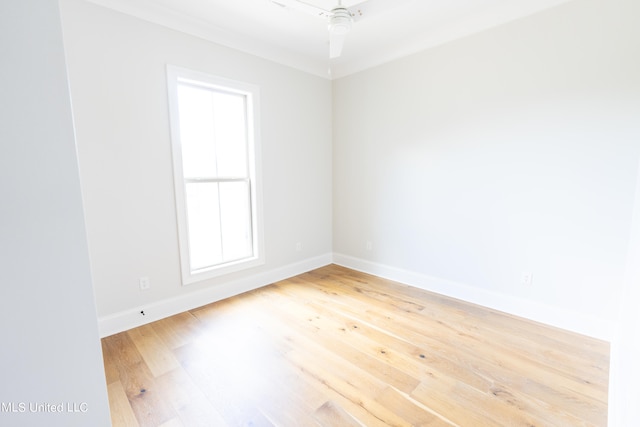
[
  {"left": 348, "top": 0, "right": 416, "bottom": 22},
  {"left": 269, "top": 0, "right": 329, "bottom": 18},
  {"left": 329, "top": 30, "right": 346, "bottom": 58}
]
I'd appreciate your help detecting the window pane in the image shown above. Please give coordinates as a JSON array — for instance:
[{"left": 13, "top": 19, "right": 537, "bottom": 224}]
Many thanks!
[
  {"left": 185, "top": 181, "right": 253, "bottom": 271},
  {"left": 219, "top": 181, "right": 253, "bottom": 262},
  {"left": 178, "top": 85, "right": 248, "bottom": 179},
  {"left": 213, "top": 92, "right": 248, "bottom": 177},
  {"left": 177, "top": 85, "right": 217, "bottom": 178},
  {"left": 185, "top": 182, "right": 222, "bottom": 270}
]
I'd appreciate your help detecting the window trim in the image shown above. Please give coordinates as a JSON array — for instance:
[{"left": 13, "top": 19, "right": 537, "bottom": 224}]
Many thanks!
[{"left": 166, "top": 65, "right": 264, "bottom": 285}]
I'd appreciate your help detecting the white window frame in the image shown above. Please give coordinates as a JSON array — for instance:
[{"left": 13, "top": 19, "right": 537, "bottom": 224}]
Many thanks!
[{"left": 166, "top": 65, "right": 264, "bottom": 285}]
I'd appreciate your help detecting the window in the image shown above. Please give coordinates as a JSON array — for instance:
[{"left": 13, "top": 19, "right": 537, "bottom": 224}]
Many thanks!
[{"left": 167, "top": 66, "right": 263, "bottom": 284}]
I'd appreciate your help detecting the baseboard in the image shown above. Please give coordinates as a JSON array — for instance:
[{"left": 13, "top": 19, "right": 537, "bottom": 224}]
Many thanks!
[
  {"left": 98, "top": 253, "right": 333, "bottom": 337},
  {"left": 333, "top": 253, "right": 614, "bottom": 341},
  {"left": 99, "top": 252, "right": 614, "bottom": 341}
]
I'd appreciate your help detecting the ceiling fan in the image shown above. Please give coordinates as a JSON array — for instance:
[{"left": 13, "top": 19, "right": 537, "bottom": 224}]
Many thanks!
[{"left": 269, "top": 0, "right": 383, "bottom": 58}]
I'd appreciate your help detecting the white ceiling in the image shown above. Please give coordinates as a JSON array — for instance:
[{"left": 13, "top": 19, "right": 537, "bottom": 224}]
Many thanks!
[{"left": 85, "top": 0, "right": 575, "bottom": 79}]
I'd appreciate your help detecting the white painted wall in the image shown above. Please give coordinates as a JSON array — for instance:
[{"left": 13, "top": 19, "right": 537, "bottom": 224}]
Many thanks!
[
  {"left": 59, "top": 0, "right": 332, "bottom": 333},
  {"left": 609, "top": 157, "right": 640, "bottom": 425},
  {"left": 333, "top": 0, "right": 640, "bottom": 339},
  {"left": 0, "top": 1, "right": 111, "bottom": 425}
]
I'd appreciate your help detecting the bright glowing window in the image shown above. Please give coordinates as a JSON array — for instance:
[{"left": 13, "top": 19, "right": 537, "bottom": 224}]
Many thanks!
[{"left": 167, "top": 66, "right": 263, "bottom": 284}]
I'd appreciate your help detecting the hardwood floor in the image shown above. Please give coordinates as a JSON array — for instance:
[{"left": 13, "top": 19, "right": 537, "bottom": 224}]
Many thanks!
[{"left": 101, "top": 265, "right": 609, "bottom": 426}]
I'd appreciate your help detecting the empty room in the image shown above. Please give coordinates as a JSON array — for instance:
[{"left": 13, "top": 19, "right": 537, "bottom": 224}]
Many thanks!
[{"left": 2, "top": 0, "right": 640, "bottom": 425}]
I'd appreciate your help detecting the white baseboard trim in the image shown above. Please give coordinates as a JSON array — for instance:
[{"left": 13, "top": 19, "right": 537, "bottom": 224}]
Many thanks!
[
  {"left": 98, "top": 252, "right": 614, "bottom": 341},
  {"left": 98, "top": 253, "right": 333, "bottom": 337},
  {"left": 333, "top": 253, "right": 614, "bottom": 341}
]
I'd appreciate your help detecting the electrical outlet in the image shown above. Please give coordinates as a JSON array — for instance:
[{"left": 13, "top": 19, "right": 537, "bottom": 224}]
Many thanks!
[
  {"left": 521, "top": 272, "right": 533, "bottom": 286},
  {"left": 366, "top": 241, "right": 372, "bottom": 251},
  {"left": 295, "top": 242, "right": 303, "bottom": 252},
  {"left": 139, "top": 276, "right": 150, "bottom": 290}
]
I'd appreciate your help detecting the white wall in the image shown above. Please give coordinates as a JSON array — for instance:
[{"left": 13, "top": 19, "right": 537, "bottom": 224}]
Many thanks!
[
  {"left": 333, "top": 0, "right": 640, "bottom": 339},
  {"left": 609, "top": 156, "right": 640, "bottom": 425},
  {"left": 59, "top": 0, "right": 333, "bottom": 334},
  {"left": 0, "top": 1, "right": 111, "bottom": 425}
]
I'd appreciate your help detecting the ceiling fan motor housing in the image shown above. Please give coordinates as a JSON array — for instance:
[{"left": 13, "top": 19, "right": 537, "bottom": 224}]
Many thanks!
[{"left": 329, "top": 7, "right": 352, "bottom": 35}]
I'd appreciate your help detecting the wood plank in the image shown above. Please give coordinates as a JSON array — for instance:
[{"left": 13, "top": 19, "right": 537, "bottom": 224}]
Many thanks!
[
  {"left": 107, "top": 381, "right": 139, "bottom": 427},
  {"left": 102, "top": 339, "right": 121, "bottom": 385},
  {"left": 151, "top": 311, "right": 202, "bottom": 350},
  {"left": 103, "top": 331, "right": 177, "bottom": 426},
  {"left": 155, "top": 368, "right": 229, "bottom": 427},
  {"left": 374, "top": 387, "right": 455, "bottom": 427},
  {"left": 158, "top": 418, "right": 184, "bottom": 427},
  {"left": 127, "top": 324, "right": 181, "bottom": 378},
  {"left": 118, "top": 360, "right": 177, "bottom": 426},
  {"left": 172, "top": 341, "right": 275, "bottom": 427},
  {"left": 313, "top": 400, "right": 363, "bottom": 427}
]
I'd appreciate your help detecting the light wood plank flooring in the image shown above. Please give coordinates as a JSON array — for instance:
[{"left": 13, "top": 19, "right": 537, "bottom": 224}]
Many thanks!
[{"left": 102, "top": 264, "right": 609, "bottom": 426}]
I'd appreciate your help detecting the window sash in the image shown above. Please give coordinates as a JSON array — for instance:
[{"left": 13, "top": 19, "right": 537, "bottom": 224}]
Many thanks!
[
  {"left": 184, "top": 180, "right": 254, "bottom": 272},
  {"left": 177, "top": 83, "right": 250, "bottom": 180}
]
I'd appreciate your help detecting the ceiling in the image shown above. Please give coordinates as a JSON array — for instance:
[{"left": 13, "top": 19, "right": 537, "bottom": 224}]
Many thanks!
[{"left": 85, "top": 0, "right": 575, "bottom": 79}]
